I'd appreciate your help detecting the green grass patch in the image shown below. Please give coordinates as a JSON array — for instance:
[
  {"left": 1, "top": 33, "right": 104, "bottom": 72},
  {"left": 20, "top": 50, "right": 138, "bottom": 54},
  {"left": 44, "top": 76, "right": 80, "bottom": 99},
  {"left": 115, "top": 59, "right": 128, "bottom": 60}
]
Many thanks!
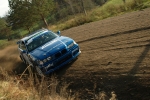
[
  {"left": 50, "top": 0, "right": 150, "bottom": 31},
  {"left": 0, "top": 39, "right": 17, "bottom": 49},
  {"left": 0, "top": 39, "right": 8, "bottom": 49}
]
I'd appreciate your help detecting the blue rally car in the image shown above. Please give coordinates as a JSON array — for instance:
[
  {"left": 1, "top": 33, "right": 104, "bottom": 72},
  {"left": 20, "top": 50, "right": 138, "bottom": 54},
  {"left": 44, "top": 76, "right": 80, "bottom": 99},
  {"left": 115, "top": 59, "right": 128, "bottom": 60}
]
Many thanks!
[{"left": 17, "top": 29, "right": 81, "bottom": 76}]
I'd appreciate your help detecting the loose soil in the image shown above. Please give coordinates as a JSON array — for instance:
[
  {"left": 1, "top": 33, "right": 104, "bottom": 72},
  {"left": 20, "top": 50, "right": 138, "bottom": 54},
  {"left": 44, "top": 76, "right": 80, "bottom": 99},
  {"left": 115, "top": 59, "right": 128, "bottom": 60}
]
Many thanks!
[{"left": 1, "top": 8, "right": 150, "bottom": 100}]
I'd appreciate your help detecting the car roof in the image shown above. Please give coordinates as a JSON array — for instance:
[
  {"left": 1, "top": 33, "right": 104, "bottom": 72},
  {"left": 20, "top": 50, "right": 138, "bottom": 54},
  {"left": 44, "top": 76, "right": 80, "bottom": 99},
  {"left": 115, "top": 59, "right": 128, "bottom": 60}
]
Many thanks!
[{"left": 20, "top": 28, "right": 49, "bottom": 43}]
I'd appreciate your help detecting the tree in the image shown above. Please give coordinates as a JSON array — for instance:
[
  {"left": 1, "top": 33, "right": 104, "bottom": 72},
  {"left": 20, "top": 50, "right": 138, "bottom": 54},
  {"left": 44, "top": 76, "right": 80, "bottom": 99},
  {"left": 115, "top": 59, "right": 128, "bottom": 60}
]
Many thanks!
[
  {"left": 80, "top": 0, "right": 87, "bottom": 16},
  {"left": 0, "top": 17, "right": 12, "bottom": 40},
  {"left": 7, "top": 0, "right": 55, "bottom": 32},
  {"left": 0, "top": 18, "right": 6, "bottom": 30},
  {"left": 65, "top": 0, "right": 75, "bottom": 15},
  {"left": 0, "top": 27, "right": 12, "bottom": 40},
  {"left": 7, "top": 0, "right": 38, "bottom": 33},
  {"left": 92, "top": 0, "right": 107, "bottom": 5},
  {"left": 31, "top": 0, "right": 55, "bottom": 28},
  {"left": 123, "top": 0, "right": 126, "bottom": 4}
]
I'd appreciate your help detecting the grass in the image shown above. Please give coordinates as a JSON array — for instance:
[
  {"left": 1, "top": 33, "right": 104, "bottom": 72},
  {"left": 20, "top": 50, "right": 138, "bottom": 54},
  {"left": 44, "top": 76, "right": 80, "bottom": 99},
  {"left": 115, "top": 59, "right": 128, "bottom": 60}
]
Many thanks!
[
  {"left": 0, "top": 39, "right": 18, "bottom": 49},
  {"left": 0, "top": 39, "right": 13, "bottom": 50},
  {"left": 0, "top": 65, "right": 118, "bottom": 100},
  {"left": 0, "top": 0, "right": 150, "bottom": 99},
  {"left": 0, "top": 66, "right": 76, "bottom": 100},
  {"left": 1, "top": 0, "right": 150, "bottom": 47},
  {"left": 49, "top": 0, "right": 150, "bottom": 31},
  {"left": 0, "top": 39, "right": 8, "bottom": 48}
]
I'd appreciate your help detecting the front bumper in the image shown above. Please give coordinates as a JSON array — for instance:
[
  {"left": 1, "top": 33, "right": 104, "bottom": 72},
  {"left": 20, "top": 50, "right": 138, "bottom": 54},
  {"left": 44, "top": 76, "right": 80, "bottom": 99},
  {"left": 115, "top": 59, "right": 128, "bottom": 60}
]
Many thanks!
[{"left": 40, "top": 46, "right": 81, "bottom": 75}]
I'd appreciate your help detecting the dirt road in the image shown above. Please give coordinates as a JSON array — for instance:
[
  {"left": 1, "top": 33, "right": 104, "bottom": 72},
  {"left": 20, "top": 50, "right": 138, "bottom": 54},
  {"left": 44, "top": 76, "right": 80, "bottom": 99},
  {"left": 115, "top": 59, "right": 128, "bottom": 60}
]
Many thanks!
[{"left": 1, "top": 8, "right": 150, "bottom": 99}]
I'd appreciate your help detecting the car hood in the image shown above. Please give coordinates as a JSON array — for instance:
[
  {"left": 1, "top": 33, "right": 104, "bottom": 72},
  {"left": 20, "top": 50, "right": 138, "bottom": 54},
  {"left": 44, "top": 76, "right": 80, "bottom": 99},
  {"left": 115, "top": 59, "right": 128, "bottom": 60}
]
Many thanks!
[{"left": 30, "top": 36, "right": 73, "bottom": 60}]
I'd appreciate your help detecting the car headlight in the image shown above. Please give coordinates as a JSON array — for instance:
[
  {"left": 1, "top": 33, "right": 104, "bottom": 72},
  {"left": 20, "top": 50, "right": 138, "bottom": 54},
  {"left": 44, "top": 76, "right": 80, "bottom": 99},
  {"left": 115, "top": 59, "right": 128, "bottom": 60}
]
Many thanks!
[
  {"left": 37, "top": 60, "right": 44, "bottom": 65},
  {"left": 43, "top": 59, "right": 47, "bottom": 63},
  {"left": 67, "top": 41, "right": 76, "bottom": 49},
  {"left": 47, "top": 57, "right": 52, "bottom": 60},
  {"left": 38, "top": 56, "right": 52, "bottom": 65},
  {"left": 44, "top": 56, "right": 52, "bottom": 62}
]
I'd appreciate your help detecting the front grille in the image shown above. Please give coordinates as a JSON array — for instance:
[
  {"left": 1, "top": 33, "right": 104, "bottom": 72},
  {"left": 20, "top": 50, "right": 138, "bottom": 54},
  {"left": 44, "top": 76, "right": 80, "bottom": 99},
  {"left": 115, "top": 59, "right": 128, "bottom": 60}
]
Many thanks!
[
  {"left": 55, "top": 49, "right": 67, "bottom": 58},
  {"left": 61, "top": 49, "right": 67, "bottom": 54},
  {"left": 55, "top": 52, "right": 61, "bottom": 58}
]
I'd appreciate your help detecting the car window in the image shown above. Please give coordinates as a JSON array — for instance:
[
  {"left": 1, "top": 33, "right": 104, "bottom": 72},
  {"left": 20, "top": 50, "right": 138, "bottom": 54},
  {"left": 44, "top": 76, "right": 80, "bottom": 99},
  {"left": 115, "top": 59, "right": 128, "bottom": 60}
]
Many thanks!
[{"left": 26, "top": 31, "right": 57, "bottom": 52}]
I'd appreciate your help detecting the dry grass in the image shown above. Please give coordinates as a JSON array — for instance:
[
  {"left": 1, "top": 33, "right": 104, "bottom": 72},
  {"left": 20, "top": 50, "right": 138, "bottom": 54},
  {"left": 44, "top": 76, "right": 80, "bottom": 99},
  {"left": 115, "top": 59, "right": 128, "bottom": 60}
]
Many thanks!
[
  {"left": 0, "top": 44, "right": 118, "bottom": 100},
  {"left": 0, "top": 66, "right": 76, "bottom": 100},
  {"left": 0, "top": 65, "right": 118, "bottom": 100}
]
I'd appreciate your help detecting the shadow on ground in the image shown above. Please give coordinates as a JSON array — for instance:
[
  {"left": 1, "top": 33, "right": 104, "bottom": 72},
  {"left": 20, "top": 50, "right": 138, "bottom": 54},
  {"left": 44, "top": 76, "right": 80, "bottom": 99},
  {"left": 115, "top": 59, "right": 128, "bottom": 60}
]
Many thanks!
[
  {"left": 56, "top": 41, "right": 150, "bottom": 100},
  {"left": 12, "top": 61, "right": 28, "bottom": 75}
]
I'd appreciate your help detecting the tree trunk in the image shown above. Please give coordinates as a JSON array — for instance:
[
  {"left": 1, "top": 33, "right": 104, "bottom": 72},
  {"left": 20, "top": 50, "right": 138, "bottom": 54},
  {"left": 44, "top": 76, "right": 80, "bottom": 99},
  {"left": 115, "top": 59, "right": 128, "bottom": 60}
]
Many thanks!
[
  {"left": 26, "top": 26, "right": 31, "bottom": 33},
  {"left": 80, "top": 0, "right": 87, "bottom": 16},
  {"left": 40, "top": 14, "right": 49, "bottom": 28},
  {"left": 68, "top": 0, "right": 75, "bottom": 15},
  {"left": 134, "top": 0, "right": 138, "bottom": 5},
  {"left": 5, "top": 28, "right": 11, "bottom": 41},
  {"left": 123, "top": 0, "right": 126, "bottom": 4}
]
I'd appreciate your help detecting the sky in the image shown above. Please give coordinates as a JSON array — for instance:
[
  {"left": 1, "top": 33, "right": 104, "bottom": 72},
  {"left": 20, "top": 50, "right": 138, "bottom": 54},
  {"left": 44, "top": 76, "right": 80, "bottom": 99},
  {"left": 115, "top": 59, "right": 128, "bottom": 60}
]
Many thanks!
[{"left": 0, "top": 0, "right": 10, "bottom": 17}]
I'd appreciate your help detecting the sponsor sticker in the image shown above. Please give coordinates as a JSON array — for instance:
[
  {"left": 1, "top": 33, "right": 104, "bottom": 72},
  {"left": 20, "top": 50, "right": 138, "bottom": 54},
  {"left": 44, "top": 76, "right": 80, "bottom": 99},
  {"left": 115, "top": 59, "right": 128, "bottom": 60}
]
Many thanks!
[{"left": 42, "top": 40, "right": 57, "bottom": 49}]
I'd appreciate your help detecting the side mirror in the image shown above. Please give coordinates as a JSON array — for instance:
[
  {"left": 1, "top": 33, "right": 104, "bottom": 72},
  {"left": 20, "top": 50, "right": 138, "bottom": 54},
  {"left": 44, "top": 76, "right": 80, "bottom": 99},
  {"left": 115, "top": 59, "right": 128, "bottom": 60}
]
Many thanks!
[{"left": 57, "top": 31, "right": 61, "bottom": 36}]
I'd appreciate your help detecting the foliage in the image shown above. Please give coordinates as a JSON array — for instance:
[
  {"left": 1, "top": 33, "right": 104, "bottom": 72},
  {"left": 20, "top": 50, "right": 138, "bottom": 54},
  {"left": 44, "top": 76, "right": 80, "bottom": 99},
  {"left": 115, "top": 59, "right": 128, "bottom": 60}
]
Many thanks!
[
  {"left": 0, "top": 39, "right": 8, "bottom": 48},
  {"left": 7, "top": 0, "right": 55, "bottom": 32},
  {"left": 0, "top": 18, "right": 6, "bottom": 30},
  {"left": 50, "top": 0, "right": 150, "bottom": 31},
  {"left": 0, "top": 18, "right": 12, "bottom": 40},
  {"left": 7, "top": 0, "right": 37, "bottom": 33},
  {"left": 4, "top": 0, "right": 150, "bottom": 38},
  {"left": 0, "top": 39, "right": 17, "bottom": 49},
  {"left": 31, "top": 0, "right": 55, "bottom": 28},
  {"left": 6, "top": 0, "right": 108, "bottom": 34},
  {"left": 92, "top": 0, "right": 107, "bottom": 5},
  {"left": 0, "top": 18, "right": 6, "bottom": 39}
]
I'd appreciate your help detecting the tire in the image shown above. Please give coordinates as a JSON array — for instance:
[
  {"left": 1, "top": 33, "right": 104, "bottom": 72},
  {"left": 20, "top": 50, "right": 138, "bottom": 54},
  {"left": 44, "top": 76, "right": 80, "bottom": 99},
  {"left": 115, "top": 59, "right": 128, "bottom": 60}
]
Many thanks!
[
  {"left": 20, "top": 55, "right": 25, "bottom": 63},
  {"left": 35, "top": 66, "right": 45, "bottom": 77}
]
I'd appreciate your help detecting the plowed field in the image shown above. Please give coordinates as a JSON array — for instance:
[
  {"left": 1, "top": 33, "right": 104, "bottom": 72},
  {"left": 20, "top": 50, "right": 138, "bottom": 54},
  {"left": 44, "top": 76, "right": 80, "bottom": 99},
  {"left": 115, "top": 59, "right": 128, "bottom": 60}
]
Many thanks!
[{"left": 1, "top": 8, "right": 150, "bottom": 100}]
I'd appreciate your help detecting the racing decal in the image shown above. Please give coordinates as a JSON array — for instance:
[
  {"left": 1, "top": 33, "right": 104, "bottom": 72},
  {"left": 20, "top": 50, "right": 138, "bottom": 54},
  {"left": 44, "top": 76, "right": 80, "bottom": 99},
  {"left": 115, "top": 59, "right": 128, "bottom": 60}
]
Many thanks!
[
  {"left": 41, "top": 39, "right": 57, "bottom": 49},
  {"left": 58, "top": 40, "right": 67, "bottom": 48}
]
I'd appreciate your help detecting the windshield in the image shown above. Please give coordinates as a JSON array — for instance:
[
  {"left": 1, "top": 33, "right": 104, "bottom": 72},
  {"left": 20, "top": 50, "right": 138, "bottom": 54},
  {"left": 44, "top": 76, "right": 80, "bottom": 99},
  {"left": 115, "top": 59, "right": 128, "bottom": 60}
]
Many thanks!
[{"left": 26, "top": 31, "right": 57, "bottom": 52}]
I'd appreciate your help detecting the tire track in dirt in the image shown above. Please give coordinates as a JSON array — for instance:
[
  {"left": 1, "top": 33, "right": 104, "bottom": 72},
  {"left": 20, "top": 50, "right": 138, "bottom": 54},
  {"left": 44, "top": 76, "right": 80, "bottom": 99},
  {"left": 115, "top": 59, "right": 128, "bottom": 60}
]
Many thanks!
[
  {"left": 77, "top": 26, "right": 150, "bottom": 44},
  {"left": 59, "top": 8, "right": 150, "bottom": 100},
  {"left": 79, "top": 28, "right": 150, "bottom": 51}
]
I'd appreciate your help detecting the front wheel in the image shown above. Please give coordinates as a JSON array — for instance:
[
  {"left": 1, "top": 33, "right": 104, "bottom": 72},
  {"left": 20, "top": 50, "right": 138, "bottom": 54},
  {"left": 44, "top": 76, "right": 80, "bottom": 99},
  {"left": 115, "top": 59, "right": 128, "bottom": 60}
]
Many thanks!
[
  {"left": 20, "top": 55, "right": 26, "bottom": 64},
  {"left": 35, "top": 66, "right": 45, "bottom": 77}
]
